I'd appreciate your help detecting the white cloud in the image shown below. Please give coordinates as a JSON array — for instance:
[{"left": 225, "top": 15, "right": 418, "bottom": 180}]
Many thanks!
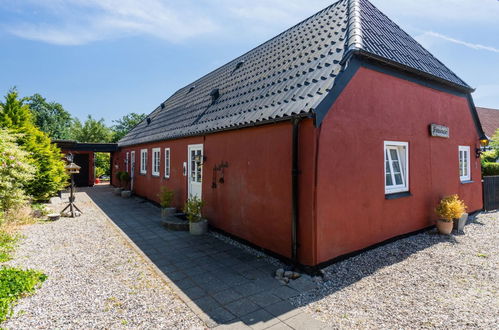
[
  {"left": 3, "top": 0, "right": 220, "bottom": 45},
  {"left": 416, "top": 31, "right": 499, "bottom": 54}
]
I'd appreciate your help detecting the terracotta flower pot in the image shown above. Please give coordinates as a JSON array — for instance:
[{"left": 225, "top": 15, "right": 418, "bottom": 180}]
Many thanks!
[{"left": 436, "top": 219, "right": 453, "bottom": 235}]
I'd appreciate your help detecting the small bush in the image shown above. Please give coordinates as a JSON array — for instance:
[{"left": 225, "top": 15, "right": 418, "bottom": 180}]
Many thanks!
[
  {"left": 0, "top": 267, "right": 47, "bottom": 322},
  {"left": 183, "top": 195, "right": 204, "bottom": 223},
  {"left": 0, "top": 231, "right": 17, "bottom": 263},
  {"left": 158, "top": 187, "right": 174, "bottom": 208},
  {"left": 435, "top": 194, "right": 467, "bottom": 222},
  {"left": 482, "top": 162, "right": 499, "bottom": 176}
]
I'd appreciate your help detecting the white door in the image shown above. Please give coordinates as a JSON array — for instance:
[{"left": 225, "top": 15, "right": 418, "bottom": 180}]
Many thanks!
[
  {"left": 187, "top": 144, "right": 203, "bottom": 199},
  {"left": 130, "top": 151, "right": 136, "bottom": 191}
]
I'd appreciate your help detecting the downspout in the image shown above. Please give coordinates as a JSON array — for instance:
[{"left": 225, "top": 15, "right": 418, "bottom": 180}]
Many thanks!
[{"left": 291, "top": 117, "right": 302, "bottom": 266}]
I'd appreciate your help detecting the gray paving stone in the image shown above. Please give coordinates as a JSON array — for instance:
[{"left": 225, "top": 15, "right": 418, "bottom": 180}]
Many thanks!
[
  {"left": 248, "top": 292, "right": 283, "bottom": 308},
  {"left": 209, "top": 307, "right": 237, "bottom": 324},
  {"left": 193, "top": 296, "right": 221, "bottom": 312},
  {"left": 212, "top": 289, "right": 243, "bottom": 305},
  {"left": 233, "top": 282, "right": 266, "bottom": 297},
  {"left": 225, "top": 299, "right": 261, "bottom": 317},
  {"left": 284, "top": 313, "right": 331, "bottom": 329},
  {"left": 270, "top": 286, "right": 300, "bottom": 299},
  {"left": 240, "top": 309, "right": 280, "bottom": 329},
  {"left": 264, "top": 301, "right": 302, "bottom": 320},
  {"left": 183, "top": 286, "right": 207, "bottom": 300}
]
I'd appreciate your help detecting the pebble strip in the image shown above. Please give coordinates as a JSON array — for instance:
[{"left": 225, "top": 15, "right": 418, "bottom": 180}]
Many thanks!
[
  {"left": 293, "top": 212, "right": 499, "bottom": 329},
  {"left": 4, "top": 193, "right": 204, "bottom": 329}
]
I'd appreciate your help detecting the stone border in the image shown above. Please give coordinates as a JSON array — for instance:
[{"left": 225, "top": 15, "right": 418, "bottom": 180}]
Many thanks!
[{"left": 85, "top": 193, "right": 215, "bottom": 327}]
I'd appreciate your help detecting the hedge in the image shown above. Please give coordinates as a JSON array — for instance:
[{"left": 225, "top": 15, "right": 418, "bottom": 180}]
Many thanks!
[{"left": 482, "top": 162, "right": 499, "bottom": 176}]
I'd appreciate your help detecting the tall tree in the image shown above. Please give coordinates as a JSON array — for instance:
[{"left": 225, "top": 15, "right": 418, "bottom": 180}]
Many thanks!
[
  {"left": 0, "top": 88, "right": 32, "bottom": 128},
  {"left": 70, "top": 115, "right": 112, "bottom": 143},
  {"left": 111, "top": 112, "right": 146, "bottom": 142},
  {"left": 26, "top": 93, "right": 72, "bottom": 139},
  {"left": 0, "top": 89, "right": 67, "bottom": 201}
]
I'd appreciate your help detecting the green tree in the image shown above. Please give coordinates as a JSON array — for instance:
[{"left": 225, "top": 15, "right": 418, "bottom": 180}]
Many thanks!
[
  {"left": 94, "top": 153, "right": 110, "bottom": 177},
  {"left": 26, "top": 94, "right": 72, "bottom": 139},
  {"left": 0, "top": 89, "right": 68, "bottom": 201},
  {"left": 70, "top": 115, "right": 112, "bottom": 143},
  {"left": 0, "top": 88, "right": 32, "bottom": 128},
  {"left": 0, "top": 129, "right": 36, "bottom": 215},
  {"left": 111, "top": 112, "right": 146, "bottom": 142}
]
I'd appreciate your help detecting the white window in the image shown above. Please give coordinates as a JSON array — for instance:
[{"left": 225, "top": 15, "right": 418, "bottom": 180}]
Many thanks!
[
  {"left": 152, "top": 148, "right": 160, "bottom": 176},
  {"left": 126, "top": 152, "right": 129, "bottom": 173},
  {"left": 459, "top": 146, "right": 471, "bottom": 181},
  {"left": 164, "top": 148, "right": 171, "bottom": 178},
  {"left": 140, "top": 149, "right": 148, "bottom": 174},
  {"left": 384, "top": 141, "right": 409, "bottom": 194}
]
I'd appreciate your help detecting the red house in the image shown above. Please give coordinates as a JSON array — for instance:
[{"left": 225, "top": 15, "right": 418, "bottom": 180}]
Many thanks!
[{"left": 114, "top": 0, "right": 486, "bottom": 268}]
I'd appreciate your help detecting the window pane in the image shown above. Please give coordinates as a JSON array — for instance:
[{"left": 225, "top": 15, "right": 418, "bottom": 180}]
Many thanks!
[
  {"left": 389, "top": 149, "right": 399, "bottom": 162},
  {"left": 394, "top": 173, "right": 403, "bottom": 185},
  {"left": 386, "top": 173, "right": 393, "bottom": 186}
]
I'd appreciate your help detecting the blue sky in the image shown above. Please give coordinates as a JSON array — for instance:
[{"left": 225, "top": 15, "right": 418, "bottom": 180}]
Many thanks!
[{"left": 0, "top": 0, "right": 498, "bottom": 124}]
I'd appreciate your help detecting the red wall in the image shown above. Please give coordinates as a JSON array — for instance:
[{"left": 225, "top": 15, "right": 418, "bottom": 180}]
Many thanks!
[
  {"left": 117, "top": 122, "right": 317, "bottom": 261},
  {"left": 315, "top": 67, "right": 483, "bottom": 264}
]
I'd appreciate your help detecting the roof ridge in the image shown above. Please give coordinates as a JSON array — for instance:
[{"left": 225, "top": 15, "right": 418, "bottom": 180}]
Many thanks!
[{"left": 346, "top": 0, "right": 363, "bottom": 51}]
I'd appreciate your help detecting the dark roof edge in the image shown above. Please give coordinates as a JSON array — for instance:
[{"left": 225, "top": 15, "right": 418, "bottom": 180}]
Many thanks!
[
  {"left": 343, "top": 49, "right": 474, "bottom": 93},
  {"left": 118, "top": 112, "right": 313, "bottom": 148}
]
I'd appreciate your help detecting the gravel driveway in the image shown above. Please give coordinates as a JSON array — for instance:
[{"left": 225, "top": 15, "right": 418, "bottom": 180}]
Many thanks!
[
  {"left": 4, "top": 193, "right": 203, "bottom": 329},
  {"left": 295, "top": 212, "right": 499, "bottom": 329}
]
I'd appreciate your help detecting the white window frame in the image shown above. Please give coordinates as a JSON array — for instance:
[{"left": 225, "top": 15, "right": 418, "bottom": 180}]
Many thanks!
[
  {"left": 459, "top": 146, "right": 471, "bottom": 182},
  {"left": 152, "top": 147, "right": 161, "bottom": 177},
  {"left": 140, "top": 149, "right": 148, "bottom": 174},
  {"left": 384, "top": 141, "right": 409, "bottom": 194},
  {"left": 126, "top": 152, "right": 129, "bottom": 173},
  {"left": 164, "top": 148, "right": 171, "bottom": 178}
]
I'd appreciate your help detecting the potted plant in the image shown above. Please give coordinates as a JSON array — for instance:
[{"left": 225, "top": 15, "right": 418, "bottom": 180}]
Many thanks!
[
  {"left": 114, "top": 171, "right": 124, "bottom": 195},
  {"left": 435, "top": 194, "right": 467, "bottom": 235},
  {"left": 158, "top": 186, "right": 175, "bottom": 217},
  {"left": 183, "top": 195, "right": 207, "bottom": 235},
  {"left": 120, "top": 172, "right": 132, "bottom": 198}
]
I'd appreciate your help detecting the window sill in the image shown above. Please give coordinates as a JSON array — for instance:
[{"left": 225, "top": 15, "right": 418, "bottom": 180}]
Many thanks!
[
  {"left": 460, "top": 180, "right": 474, "bottom": 184},
  {"left": 139, "top": 172, "right": 147, "bottom": 176},
  {"left": 152, "top": 174, "right": 160, "bottom": 177},
  {"left": 385, "top": 191, "right": 412, "bottom": 200}
]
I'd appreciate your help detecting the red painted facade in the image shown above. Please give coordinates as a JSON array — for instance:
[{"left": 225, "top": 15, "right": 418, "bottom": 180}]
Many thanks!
[{"left": 114, "top": 66, "right": 483, "bottom": 266}]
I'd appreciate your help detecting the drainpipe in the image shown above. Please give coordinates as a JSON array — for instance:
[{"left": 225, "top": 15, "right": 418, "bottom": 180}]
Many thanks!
[{"left": 291, "top": 117, "right": 302, "bottom": 266}]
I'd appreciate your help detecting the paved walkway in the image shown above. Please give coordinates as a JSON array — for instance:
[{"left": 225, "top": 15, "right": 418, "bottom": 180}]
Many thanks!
[{"left": 85, "top": 185, "right": 327, "bottom": 329}]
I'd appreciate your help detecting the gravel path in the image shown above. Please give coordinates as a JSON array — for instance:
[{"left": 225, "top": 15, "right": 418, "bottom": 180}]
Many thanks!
[
  {"left": 294, "top": 212, "right": 499, "bottom": 329},
  {"left": 3, "top": 192, "right": 204, "bottom": 329}
]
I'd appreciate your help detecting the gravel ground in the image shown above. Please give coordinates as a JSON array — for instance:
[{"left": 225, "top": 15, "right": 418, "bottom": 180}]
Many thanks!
[
  {"left": 293, "top": 212, "right": 499, "bottom": 329},
  {"left": 3, "top": 192, "right": 204, "bottom": 329}
]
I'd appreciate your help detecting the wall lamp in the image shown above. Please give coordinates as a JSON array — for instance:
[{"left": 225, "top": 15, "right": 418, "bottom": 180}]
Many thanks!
[{"left": 476, "top": 138, "right": 490, "bottom": 158}]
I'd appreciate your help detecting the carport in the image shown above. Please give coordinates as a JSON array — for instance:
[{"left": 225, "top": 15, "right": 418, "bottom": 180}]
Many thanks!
[{"left": 53, "top": 140, "right": 118, "bottom": 187}]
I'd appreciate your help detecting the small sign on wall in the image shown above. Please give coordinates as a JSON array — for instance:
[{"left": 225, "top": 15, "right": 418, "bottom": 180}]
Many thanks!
[{"left": 430, "top": 124, "right": 449, "bottom": 138}]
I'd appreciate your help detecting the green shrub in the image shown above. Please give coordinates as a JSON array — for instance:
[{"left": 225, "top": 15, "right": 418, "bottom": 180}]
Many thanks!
[
  {"left": 0, "top": 89, "right": 67, "bottom": 201},
  {"left": 183, "top": 195, "right": 204, "bottom": 223},
  {"left": 158, "top": 187, "right": 174, "bottom": 208},
  {"left": 95, "top": 153, "right": 110, "bottom": 178},
  {"left": 482, "top": 162, "right": 499, "bottom": 176},
  {"left": 0, "top": 267, "right": 47, "bottom": 322},
  {"left": 0, "top": 231, "right": 18, "bottom": 263},
  {"left": 0, "top": 129, "right": 35, "bottom": 213}
]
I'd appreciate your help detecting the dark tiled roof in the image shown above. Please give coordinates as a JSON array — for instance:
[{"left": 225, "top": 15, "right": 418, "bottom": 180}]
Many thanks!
[
  {"left": 355, "top": 0, "right": 469, "bottom": 89},
  {"left": 477, "top": 107, "right": 499, "bottom": 139},
  {"left": 119, "top": 0, "right": 470, "bottom": 147}
]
